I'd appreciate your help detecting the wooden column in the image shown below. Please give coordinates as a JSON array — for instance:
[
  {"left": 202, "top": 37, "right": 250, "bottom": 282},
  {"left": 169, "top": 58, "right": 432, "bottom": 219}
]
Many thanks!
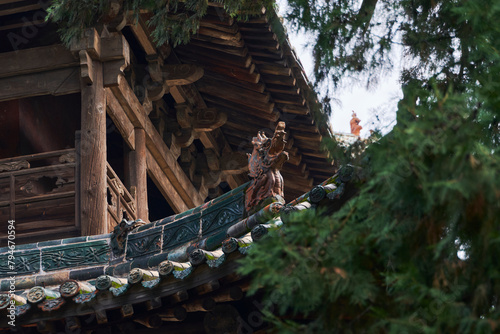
[
  {"left": 80, "top": 57, "right": 107, "bottom": 235},
  {"left": 129, "top": 127, "right": 148, "bottom": 221}
]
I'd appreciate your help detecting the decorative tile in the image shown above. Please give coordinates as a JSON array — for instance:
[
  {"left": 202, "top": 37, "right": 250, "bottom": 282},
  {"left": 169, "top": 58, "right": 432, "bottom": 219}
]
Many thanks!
[
  {"left": 15, "top": 304, "right": 31, "bottom": 316},
  {"left": 162, "top": 218, "right": 200, "bottom": 251},
  {"left": 110, "top": 284, "right": 129, "bottom": 296},
  {"left": 126, "top": 226, "right": 162, "bottom": 259},
  {"left": 207, "top": 255, "right": 226, "bottom": 268},
  {"left": 201, "top": 196, "right": 244, "bottom": 235},
  {"left": 142, "top": 278, "right": 160, "bottom": 289},
  {"left": 173, "top": 266, "right": 193, "bottom": 280},
  {"left": 0, "top": 249, "right": 40, "bottom": 278},
  {"left": 73, "top": 291, "right": 97, "bottom": 304},
  {"left": 41, "top": 241, "right": 109, "bottom": 271},
  {"left": 38, "top": 298, "right": 66, "bottom": 311}
]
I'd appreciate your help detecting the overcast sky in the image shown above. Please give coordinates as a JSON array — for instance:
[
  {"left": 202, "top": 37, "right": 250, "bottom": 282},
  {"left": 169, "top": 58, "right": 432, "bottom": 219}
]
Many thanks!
[{"left": 277, "top": 3, "right": 401, "bottom": 138}]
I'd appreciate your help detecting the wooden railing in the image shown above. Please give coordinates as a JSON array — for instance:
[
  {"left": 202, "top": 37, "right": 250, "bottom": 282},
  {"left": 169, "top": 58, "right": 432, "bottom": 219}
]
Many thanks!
[
  {"left": 0, "top": 149, "right": 79, "bottom": 245},
  {"left": 106, "top": 163, "right": 137, "bottom": 231}
]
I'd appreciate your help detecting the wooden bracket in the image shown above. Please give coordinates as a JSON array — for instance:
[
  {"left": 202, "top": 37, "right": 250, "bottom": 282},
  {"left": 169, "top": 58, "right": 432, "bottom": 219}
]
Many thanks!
[
  {"left": 79, "top": 50, "right": 94, "bottom": 84},
  {"left": 176, "top": 104, "right": 226, "bottom": 132},
  {"left": 70, "top": 28, "right": 100, "bottom": 58},
  {"left": 163, "top": 64, "right": 204, "bottom": 86},
  {"left": 193, "top": 108, "right": 227, "bottom": 132}
]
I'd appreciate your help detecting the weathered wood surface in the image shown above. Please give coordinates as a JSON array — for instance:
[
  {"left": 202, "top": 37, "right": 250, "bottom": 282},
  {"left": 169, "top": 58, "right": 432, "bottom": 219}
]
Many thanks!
[
  {"left": 80, "top": 59, "right": 108, "bottom": 236},
  {"left": 0, "top": 45, "right": 78, "bottom": 78},
  {"left": 128, "top": 16, "right": 157, "bottom": 56},
  {"left": 163, "top": 64, "right": 204, "bottom": 86},
  {"left": 105, "top": 89, "right": 136, "bottom": 150},
  {"left": 130, "top": 128, "right": 148, "bottom": 221},
  {"left": 106, "top": 163, "right": 137, "bottom": 228},
  {"left": 0, "top": 67, "right": 80, "bottom": 102},
  {"left": 0, "top": 3, "right": 41, "bottom": 16}
]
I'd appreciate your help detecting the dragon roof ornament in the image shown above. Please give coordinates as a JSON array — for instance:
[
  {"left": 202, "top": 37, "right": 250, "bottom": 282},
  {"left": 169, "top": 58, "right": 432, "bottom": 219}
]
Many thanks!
[{"left": 245, "top": 122, "right": 289, "bottom": 213}]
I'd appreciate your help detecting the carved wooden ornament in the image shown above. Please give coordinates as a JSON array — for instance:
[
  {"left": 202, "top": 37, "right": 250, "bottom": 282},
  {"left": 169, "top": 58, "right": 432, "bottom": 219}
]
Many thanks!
[{"left": 245, "top": 122, "right": 289, "bottom": 213}]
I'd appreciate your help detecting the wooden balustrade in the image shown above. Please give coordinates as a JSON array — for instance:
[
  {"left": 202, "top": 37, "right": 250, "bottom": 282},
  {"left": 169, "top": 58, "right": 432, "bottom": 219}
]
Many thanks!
[
  {"left": 0, "top": 148, "right": 79, "bottom": 245},
  {"left": 106, "top": 163, "right": 137, "bottom": 231}
]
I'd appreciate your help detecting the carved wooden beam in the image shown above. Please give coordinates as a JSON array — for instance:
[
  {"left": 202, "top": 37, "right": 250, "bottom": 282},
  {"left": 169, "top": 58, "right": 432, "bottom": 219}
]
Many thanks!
[
  {"left": 163, "top": 64, "right": 204, "bottom": 86},
  {"left": 176, "top": 103, "right": 226, "bottom": 132},
  {"left": 0, "top": 160, "right": 29, "bottom": 173},
  {"left": 194, "top": 108, "right": 227, "bottom": 132}
]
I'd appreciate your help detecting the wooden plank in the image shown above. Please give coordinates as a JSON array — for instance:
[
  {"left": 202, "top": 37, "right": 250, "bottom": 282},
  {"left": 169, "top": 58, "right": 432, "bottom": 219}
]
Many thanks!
[
  {"left": 130, "top": 128, "right": 148, "bottom": 221},
  {"left": 0, "top": 148, "right": 75, "bottom": 164},
  {"left": 14, "top": 191, "right": 75, "bottom": 205},
  {"left": 261, "top": 73, "right": 296, "bottom": 86},
  {"left": 175, "top": 44, "right": 252, "bottom": 68},
  {"left": 204, "top": 95, "right": 280, "bottom": 121},
  {"left": 0, "top": 3, "right": 40, "bottom": 16},
  {"left": 257, "top": 64, "right": 291, "bottom": 76},
  {"left": 248, "top": 49, "right": 283, "bottom": 60},
  {"left": 278, "top": 103, "right": 309, "bottom": 115},
  {"left": 272, "top": 93, "right": 306, "bottom": 106},
  {"left": 204, "top": 70, "right": 265, "bottom": 93},
  {"left": 292, "top": 131, "right": 322, "bottom": 142},
  {"left": 197, "top": 81, "right": 274, "bottom": 113},
  {"left": 0, "top": 67, "right": 80, "bottom": 102},
  {"left": 185, "top": 40, "right": 247, "bottom": 57},
  {"left": 266, "top": 83, "right": 300, "bottom": 95},
  {"left": 192, "top": 34, "right": 244, "bottom": 48},
  {"left": 197, "top": 27, "right": 242, "bottom": 41},
  {"left": 246, "top": 40, "right": 280, "bottom": 51},
  {"left": 199, "top": 21, "right": 238, "bottom": 34},
  {"left": 199, "top": 77, "right": 270, "bottom": 104},
  {"left": 105, "top": 89, "right": 135, "bottom": 150},
  {"left": 129, "top": 17, "right": 157, "bottom": 56},
  {"left": 0, "top": 0, "right": 26, "bottom": 5},
  {"left": 146, "top": 150, "right": 189, "bottom": 213},
  {"left": 240, "top": 31, "right": 276, "bottom": 41},
  {"left": 0, "top": 44, "right": 77, "bottom": 79},
  {"left": 80, "top": 59, "right": 107, "bottom": 236}
]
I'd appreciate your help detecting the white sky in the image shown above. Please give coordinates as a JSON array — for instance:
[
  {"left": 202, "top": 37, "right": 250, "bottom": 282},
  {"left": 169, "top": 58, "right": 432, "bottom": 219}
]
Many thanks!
[{"left": 277, "top": 3, "right": 401, "bottom": 138}]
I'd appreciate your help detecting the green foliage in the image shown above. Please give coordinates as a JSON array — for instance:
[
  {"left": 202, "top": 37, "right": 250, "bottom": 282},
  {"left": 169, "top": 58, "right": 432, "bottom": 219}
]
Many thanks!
[
  {"left": 239, "top": 1, "right": 500, "bottom": 332},
  {"left": 45, "top": 0, "right": 275, "bottom": 48}
]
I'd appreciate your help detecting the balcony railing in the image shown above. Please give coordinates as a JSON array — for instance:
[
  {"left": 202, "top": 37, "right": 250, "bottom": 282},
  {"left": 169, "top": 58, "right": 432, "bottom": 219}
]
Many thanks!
[{"left": 0, "top": 148, "right": 78, "bottom": 245}]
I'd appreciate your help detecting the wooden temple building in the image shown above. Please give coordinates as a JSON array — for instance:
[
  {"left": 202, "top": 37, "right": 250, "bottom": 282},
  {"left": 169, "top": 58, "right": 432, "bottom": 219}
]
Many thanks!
[{"left": 0, "top": 1, "right": 349, "bottom": 333}]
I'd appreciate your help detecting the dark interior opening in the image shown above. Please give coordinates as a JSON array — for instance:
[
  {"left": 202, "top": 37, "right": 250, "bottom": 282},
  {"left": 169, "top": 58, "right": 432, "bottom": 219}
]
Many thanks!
[
  {"left": 147, "top": 175, "right": 176, "bottom": 222},
  {"left": 106, "top": 115, "right": 127, "bottom": 182},
  {"left": 0, "top": 94, "right": 81, "bottom": 160}
]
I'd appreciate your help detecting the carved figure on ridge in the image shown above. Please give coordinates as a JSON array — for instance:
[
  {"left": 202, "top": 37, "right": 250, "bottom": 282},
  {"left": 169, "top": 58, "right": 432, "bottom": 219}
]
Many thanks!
[
  {"left": 350, "top": 111, "right": 362, "bottom": 136},
  {"left": 245, "top": 122, "right": 289, "bottom": 213}
]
